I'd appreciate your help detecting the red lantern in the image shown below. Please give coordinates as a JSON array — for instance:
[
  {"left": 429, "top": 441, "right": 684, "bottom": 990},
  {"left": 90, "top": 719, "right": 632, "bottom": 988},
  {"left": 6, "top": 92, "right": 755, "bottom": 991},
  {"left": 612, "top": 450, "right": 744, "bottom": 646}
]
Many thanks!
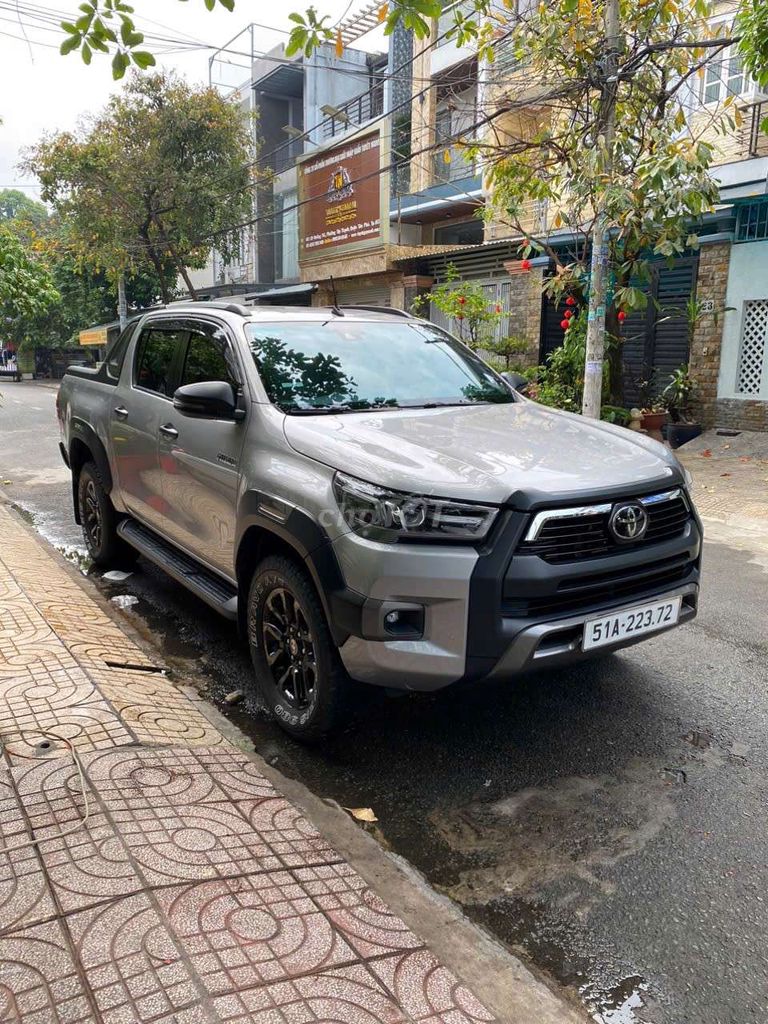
[
  {"left": 565, "top": 295, "right": 576, "bottom": 306},
  {"left": 618, "top": 310, "right": 627, "bottom": 322},
  {"left": 564, "top": 309, "right": 573, "bottom": 319},
  {"left": 560, "top": 319, "right": 570, "bottom": 330},
  {"left": 495, "top": 304, "right": 502, "bottom": 313},
  {"left": 521, "top": 258, "right": 531, "bottom": 271},
  {"left": 458, "top": 295, "right": 466, "bottom": 305}
]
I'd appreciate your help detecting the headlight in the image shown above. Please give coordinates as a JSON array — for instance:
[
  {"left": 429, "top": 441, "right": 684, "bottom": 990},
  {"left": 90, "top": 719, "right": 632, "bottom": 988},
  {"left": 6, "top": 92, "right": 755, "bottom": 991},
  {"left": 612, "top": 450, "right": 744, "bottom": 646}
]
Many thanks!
[{"left": 333, "top": 472, "right": 498, "bottom": 542}]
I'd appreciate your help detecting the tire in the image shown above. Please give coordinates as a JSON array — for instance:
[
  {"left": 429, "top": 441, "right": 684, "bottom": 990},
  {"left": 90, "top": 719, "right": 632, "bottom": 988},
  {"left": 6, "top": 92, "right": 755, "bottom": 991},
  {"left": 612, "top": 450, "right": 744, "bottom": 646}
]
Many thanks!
[
  {"left": 77, "top": 461, "right": 137, "bottom": 568},
  {"left": 247, "top": 554, "right": 353, "bottom": 741}
]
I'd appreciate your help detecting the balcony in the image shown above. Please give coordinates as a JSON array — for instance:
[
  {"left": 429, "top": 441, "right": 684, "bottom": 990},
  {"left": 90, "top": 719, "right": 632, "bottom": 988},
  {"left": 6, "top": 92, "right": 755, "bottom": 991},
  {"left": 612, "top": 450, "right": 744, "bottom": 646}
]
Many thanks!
[
  {"left": 432, "top": 143, "right": 476, "bottom": 184},
  {"left": 321, "top": 86, "right": 384, "bottom": 139}
]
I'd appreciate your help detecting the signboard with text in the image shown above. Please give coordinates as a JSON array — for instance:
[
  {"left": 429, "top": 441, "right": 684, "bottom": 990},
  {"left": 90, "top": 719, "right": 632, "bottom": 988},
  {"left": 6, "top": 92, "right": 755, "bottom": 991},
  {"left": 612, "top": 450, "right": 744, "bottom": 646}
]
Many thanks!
[{"left": 298, "top": 131, "right": 386, "bottom": 262}]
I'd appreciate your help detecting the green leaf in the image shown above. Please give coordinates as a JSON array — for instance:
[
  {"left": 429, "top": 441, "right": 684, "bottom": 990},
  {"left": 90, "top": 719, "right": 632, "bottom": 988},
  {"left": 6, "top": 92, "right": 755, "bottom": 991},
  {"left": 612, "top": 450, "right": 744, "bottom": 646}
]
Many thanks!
[
  {"left": 288, "top": 12, "right": 306, "bottom": 22},
  {"left": 75, "top": 14, "right": 91, "bottom": 30},
  {"left": 82, "top": 41, "right": 92, "bottom": 64},
  {"left": 218, "top": 0, "right": 235, "bottom": 10},
  {"left": 61, "top": 21, "right": 79, "bottom": 34},
  {"left": 60, "top": 34, "right": 81, "bottom": 55},
  {"left": 132, "top": 50, "right": 156, "bottom": 69},
  {"left": 204, "top": 0, "right": 215, "bottom": 10},
  {"left": 111, "top": 50, "right": 130, "bottom": 78}
]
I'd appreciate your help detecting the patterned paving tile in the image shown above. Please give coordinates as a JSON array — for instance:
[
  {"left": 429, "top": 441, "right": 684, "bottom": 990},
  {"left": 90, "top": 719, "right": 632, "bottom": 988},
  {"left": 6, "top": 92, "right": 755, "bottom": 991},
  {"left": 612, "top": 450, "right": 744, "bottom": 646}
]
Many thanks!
[
  {"left": 111, "top": 801, "right": 282, "bottom": 885},
  {"left": 293, "top": 863, "right": 423, "bottom": 959},
  {"left": 66, "top": 891, "right": 205, "bottom": 1023},
  {"left": 0, "top": 919, "right": 94, "bottom": 1023},
  {"left": 84, "top": 747, "right": 277, "bottom": 810},
  {"left": 238, "top": 799, "right": 343, "bottom": 870},
  {"left": 369, "top": 952, "right": 497, "bottom": 1024},
  {"left": 0, "top": 773, "right": 57, "bottom": 935},
  {"left": 155, "top": 871, "right": 358, "bottom": 994},
  {"left": 97, "top": 669, "right": 228, "bottom": 748},
  {"left": 11, "top": 758, "right": 144, "bottom": 913},
  {"left": 2, "top": 701, "right": 135, "bottom": 765},
  {"left": 211, "top": 964, "right": 407, "bottom": 1024}
]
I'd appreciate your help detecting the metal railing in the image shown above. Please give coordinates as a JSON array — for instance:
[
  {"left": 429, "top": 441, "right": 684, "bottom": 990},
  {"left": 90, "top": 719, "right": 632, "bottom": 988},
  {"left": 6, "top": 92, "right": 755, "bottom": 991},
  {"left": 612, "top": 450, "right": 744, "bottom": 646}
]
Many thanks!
[
  {"left": 747, "top": 100, "right": 765, "bottom": 157},
  {"left": 321, "top": 86, "right": 385, "bottom": 139},
  {"left": 432, "top": 143, "right": 476, "bottom": 183}
]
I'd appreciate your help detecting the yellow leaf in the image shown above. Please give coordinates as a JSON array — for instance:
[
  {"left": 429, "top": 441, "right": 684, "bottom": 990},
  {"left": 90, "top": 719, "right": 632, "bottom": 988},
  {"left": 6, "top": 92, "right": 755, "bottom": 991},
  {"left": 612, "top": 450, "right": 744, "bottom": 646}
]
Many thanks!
[
  {"left": 443, "top": 148, "right": 452, "bottom": 163},
  {"left": 343, "top": 807, "right": 378, "bottom": 823},
  {"left": 335, "top": 28, "right": 344, "bottom": 58},
  {"left": 378, "top": 3, "right": 388, "bottom": 22},
  {"left": 554, "top": 211, "right": 563, "bottom": 228}
]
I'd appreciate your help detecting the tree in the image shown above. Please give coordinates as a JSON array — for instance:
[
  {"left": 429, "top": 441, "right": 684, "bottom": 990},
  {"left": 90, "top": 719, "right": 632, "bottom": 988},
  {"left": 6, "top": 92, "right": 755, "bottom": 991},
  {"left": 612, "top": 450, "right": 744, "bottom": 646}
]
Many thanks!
[
  {"left": 411, "top": 263, "right": 502, "bottom": 351},
  {"left": 23, "top": 72, "right": 255, "bottom": 303},
  {"left": 0, "top": 227, "right": 60, "bottom": 348},
  {"left": 0, "top": 190, "right": 48, "bottom": 229}
]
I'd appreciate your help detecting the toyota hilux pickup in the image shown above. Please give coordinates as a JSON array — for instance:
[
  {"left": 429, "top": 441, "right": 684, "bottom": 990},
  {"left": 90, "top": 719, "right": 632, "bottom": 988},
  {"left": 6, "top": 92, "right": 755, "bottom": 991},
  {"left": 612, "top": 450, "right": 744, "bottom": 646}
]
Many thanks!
[{"left": 57, "top": 301, "right": 701, "bottom": 739}]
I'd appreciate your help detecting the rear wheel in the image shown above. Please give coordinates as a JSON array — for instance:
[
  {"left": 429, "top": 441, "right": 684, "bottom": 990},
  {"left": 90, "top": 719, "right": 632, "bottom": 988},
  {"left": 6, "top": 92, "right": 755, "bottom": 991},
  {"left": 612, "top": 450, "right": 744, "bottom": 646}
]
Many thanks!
[
  {"left": 247, "top": 555, "right": 353, "bottom": 741},
  {"left": 77, "top": 462, "right": 136, "bottom": 568}
]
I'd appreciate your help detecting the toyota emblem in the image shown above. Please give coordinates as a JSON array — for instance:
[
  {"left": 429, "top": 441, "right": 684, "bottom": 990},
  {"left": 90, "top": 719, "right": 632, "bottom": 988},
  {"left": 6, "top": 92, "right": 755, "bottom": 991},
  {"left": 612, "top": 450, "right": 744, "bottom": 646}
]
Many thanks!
[{"left": 609, "top": 502, "right": 649, "bottom": 543}]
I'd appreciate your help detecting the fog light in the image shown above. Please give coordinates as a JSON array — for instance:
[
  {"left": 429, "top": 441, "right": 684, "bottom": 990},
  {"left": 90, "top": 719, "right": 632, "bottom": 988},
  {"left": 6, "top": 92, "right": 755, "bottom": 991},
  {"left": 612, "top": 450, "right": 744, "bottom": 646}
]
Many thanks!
[
  {"left": 385, "top": 611, "right": 400, "bottom": 625},
  {"left": 382, "top": 605, "right": 424, "bottom": 638}
]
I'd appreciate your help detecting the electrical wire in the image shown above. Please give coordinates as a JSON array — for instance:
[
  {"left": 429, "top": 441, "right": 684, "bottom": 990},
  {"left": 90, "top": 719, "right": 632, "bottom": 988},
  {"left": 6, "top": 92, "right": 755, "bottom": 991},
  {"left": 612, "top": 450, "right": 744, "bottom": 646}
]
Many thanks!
[{"left": 0, "top": 732, "right": 90, "bottom": 855}]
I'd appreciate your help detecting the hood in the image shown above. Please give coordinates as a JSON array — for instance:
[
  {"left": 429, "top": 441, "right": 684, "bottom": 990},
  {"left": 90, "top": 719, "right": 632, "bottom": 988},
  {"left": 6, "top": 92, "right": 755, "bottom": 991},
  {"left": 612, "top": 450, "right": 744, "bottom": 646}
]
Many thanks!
[{"left": 282, "top": 400, "right": 682, "bottom": 507}]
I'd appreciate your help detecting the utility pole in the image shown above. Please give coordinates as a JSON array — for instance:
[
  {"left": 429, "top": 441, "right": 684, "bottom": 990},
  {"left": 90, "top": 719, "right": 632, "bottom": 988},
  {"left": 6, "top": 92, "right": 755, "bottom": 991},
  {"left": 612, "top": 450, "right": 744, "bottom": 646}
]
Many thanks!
[
  {"left": 581, "top": 0, "right": 622, "bottom": 419},
  {"left": 117, "top": 273, "right": 127, "bottom": 332}
]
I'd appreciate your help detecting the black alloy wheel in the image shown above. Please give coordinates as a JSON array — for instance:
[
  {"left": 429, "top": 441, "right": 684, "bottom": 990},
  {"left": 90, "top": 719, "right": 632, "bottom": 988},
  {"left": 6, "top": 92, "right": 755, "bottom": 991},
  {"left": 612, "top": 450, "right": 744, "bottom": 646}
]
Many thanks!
[
  {"left": 262, "top": 587, "right": 318, "bottom": 711},
  {"left": 248, "top": 555, "right": 353, "bottom": 741}
]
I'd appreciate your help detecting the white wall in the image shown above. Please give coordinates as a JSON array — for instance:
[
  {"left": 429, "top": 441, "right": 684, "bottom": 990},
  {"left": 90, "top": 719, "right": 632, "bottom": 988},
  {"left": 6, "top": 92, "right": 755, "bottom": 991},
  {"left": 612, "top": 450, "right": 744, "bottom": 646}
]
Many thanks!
[{"left": 718, "top": 240, "right": 768, "bottom": 400}]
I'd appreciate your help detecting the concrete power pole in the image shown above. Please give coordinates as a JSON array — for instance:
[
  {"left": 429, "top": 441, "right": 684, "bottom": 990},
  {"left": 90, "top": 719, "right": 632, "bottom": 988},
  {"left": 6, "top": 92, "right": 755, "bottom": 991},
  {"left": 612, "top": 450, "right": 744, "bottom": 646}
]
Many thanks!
[
  {"left": 117, "top": 273, "right": 127, "bottom": 332},
  {"left": 581, "top": 0, "right": 622, "bottom": 419}
]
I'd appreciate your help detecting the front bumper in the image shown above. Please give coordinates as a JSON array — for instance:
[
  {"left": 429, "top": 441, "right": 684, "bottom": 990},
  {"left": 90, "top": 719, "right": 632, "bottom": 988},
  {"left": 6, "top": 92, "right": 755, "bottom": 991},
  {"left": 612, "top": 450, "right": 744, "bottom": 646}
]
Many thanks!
[{"left": 332, "top": 488, "right": 702, "bottom": 692}]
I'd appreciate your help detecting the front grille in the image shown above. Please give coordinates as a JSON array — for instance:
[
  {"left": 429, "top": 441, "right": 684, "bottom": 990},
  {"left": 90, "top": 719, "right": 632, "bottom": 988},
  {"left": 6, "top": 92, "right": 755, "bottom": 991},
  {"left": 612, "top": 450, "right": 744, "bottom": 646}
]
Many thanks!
[
  {"left": 503, "top": 553, "right": 697, "bottom": 618},
  {"left": 520, "top": 491, "right": 691, "bottom": 564}
]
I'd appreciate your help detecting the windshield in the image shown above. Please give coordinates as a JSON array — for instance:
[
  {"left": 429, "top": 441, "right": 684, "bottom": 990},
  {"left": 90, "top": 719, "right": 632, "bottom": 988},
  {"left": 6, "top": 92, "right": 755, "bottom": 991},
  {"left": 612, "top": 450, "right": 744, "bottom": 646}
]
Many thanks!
[{"left": 247, "top": 320, "right": 514, "bottom": 413}]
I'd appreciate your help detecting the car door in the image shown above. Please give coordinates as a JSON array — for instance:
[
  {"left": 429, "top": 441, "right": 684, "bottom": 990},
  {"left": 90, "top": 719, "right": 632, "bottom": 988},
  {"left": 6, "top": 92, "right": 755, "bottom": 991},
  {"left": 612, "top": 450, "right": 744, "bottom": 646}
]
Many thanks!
[
  {"left": 157, "top": 319, "right": 247, "bottom": 578},
  {"left": 110, "top": 321, "right": 187, "bottom": 533}
]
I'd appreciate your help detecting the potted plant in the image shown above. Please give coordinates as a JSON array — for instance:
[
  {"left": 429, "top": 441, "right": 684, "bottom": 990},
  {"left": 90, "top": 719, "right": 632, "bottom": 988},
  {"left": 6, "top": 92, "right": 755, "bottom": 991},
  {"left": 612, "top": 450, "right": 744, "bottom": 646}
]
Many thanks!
[
  {"left": 636, "top": 376, "right": 667, "bottom": 441},
  {"left": 663, "top": 364, "right": 701, "bottom": 448}
]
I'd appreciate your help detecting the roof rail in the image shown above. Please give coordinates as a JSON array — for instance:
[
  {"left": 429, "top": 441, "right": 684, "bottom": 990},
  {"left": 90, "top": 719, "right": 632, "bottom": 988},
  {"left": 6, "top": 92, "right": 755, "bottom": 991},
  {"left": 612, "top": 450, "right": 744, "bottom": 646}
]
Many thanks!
[
  {"left": 166, "top": 298, "right": 252, "bottom": 317},
  {"left": 339, "top": 305, "right": 415, "bottom": 318}
]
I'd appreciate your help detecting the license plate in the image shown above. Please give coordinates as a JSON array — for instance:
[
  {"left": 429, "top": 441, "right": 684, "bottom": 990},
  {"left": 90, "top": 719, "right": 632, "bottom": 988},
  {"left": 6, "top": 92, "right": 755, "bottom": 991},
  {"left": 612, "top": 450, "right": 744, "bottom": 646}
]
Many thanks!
[{"left": 583, "top": 596, "right": 681, "bottom": 651}]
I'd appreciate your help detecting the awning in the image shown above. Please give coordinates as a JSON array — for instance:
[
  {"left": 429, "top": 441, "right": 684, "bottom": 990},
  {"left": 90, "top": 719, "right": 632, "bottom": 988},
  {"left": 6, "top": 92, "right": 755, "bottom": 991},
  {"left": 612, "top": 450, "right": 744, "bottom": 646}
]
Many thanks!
[{"left": 246, "top": 283, "right": 318, "bottom": 301}]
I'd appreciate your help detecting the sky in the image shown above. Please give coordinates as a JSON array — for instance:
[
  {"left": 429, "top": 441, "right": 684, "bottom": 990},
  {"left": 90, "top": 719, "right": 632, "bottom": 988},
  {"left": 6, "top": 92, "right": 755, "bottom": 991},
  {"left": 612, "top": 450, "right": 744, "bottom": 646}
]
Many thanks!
[{"left": 0, "top": 0, "right": 379, "bottom": 196}]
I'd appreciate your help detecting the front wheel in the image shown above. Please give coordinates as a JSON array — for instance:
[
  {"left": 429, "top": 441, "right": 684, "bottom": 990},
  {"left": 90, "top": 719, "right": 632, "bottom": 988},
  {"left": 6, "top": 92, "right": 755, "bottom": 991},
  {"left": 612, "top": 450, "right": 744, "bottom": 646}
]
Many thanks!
[{"left": 247, "top": 555, "right": 353, "bottom": 741}]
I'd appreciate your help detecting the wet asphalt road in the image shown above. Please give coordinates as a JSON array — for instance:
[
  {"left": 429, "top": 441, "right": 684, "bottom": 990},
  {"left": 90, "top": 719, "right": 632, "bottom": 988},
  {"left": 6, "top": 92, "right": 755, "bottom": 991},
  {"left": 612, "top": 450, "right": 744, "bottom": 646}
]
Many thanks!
[{"left": 2, "top": 381, "right": 768, "bottom": 1024}]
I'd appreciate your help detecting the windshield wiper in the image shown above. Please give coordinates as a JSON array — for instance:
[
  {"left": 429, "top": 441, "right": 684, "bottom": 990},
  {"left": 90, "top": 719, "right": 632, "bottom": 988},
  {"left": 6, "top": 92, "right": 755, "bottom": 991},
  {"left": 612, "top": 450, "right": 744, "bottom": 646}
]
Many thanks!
[{"left": 286, "top": 404, "right": 401, "bottom": 415}]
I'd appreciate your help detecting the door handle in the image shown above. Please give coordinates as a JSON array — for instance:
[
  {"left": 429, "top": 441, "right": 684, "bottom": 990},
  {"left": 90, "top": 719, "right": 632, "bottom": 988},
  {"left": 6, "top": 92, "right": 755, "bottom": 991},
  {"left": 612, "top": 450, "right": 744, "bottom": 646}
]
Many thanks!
[
  {"left": 159, "top": 423, "right": 179, "bottom": 439},
  {"left": 114, "top": 406, "right": 129, "bottom": 420}
]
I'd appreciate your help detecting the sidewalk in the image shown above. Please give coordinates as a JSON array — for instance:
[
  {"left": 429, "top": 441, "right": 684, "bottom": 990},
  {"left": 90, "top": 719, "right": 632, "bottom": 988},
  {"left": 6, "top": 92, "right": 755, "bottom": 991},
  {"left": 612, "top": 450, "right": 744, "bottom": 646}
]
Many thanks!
[
  {"left": 0, "top": 502, "right": 583, "bottom": 1024},
  {"left": 676, "top": 429, "right": 768, "bottom": 557}
]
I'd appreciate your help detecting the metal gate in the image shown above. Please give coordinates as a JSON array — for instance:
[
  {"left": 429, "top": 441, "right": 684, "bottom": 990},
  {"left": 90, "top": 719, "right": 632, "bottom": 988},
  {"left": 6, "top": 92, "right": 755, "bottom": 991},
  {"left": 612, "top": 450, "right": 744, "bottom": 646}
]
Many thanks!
[{"left": 539, "top": 256, "right": 698, "bottom": 405}]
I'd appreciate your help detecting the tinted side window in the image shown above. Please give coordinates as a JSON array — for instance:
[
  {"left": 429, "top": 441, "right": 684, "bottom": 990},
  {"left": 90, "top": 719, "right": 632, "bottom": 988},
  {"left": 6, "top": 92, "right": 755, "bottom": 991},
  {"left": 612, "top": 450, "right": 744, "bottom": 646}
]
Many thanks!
[
  {"left": 105, "top": 322, "right": 138, "bottom": 382},
  {"left": 134, "top": 328, "right": 185, "bottom": 396},
  {"left": 180, "top": 330, "right": 237, "bottom": 388}
]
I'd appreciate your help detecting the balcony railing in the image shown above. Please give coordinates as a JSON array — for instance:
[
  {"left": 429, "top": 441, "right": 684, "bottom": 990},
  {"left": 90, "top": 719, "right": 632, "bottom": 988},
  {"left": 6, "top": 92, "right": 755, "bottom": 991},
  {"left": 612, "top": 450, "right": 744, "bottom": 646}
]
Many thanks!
[
  {"left": 321, "top": 86, "right": 385, "bottom": 139},
  {"left": 747, "top": 100, "right": 767, "bottom": 157},
  {"left": 432, "top": 143, "right": 476, "bottom": 184}
]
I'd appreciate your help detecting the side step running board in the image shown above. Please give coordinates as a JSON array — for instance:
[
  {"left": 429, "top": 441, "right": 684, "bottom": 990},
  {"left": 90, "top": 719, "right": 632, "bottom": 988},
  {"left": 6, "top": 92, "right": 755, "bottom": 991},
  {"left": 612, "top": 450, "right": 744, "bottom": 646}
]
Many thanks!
[{"left": 118, "top": 519, "right": 238, "bottom": 620}]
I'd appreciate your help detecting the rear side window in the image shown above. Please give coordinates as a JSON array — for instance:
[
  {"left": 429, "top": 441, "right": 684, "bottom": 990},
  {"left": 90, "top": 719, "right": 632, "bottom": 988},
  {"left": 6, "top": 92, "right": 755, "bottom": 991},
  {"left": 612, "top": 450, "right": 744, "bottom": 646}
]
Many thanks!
[
  {"left": 105, "top": 323, "right": 137, "bottom": 382},
  {"left": 134, "top": 328, "right": 185, "bottom": 396},
  {"left": 180, "top": 330, "right": 238, "bottom": 388}
]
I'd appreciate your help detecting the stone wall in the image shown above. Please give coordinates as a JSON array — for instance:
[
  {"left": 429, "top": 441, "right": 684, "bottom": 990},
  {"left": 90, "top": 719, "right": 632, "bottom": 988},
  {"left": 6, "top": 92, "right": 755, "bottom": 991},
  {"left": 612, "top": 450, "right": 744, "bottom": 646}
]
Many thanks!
[
  {"left": 688, "top": 241, "right": 731, "bottom": 427},
  {"left": 503, "top": 262, "right": 545, "bottom": 367}
]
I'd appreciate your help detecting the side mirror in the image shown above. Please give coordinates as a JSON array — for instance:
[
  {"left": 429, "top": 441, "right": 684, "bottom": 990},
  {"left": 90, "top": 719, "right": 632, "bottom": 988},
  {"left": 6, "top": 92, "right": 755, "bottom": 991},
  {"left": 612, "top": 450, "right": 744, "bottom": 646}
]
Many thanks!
[
  {"left": 173, "top": 381, "right": 244, "bottom": 420},
  {"left": 501, "top": 371, "right": 529, "bottom": 394}
]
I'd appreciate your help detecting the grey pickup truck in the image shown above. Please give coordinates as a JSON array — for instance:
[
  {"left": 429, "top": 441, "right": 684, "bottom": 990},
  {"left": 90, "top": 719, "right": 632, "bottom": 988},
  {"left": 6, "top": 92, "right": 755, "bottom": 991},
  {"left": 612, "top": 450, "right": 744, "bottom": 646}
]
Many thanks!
[{"left": 57, "top": 301, "right": 702, "bottom": 739}]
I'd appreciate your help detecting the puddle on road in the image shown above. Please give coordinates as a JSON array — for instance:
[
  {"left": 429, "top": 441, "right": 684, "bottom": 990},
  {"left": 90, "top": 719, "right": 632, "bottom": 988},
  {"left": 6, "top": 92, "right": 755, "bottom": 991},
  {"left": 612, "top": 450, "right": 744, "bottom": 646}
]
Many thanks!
[{"left": 11, "top": 501, "right": 93, "bottom": 574}]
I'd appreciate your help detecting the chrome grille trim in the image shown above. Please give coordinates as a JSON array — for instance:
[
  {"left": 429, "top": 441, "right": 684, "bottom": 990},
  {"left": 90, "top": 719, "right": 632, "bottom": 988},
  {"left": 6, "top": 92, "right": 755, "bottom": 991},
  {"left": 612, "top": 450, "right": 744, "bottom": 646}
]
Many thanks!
[{"left": 523, "top": 488, "right": 683, "bottom": 543}]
